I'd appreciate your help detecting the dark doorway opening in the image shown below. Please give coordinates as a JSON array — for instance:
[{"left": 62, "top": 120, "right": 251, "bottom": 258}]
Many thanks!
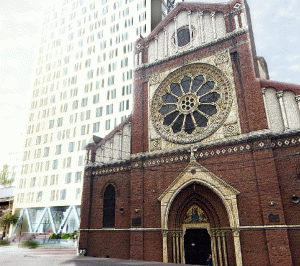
[{"left": 184, "top": 228, "right": 211, "bottom": 265}]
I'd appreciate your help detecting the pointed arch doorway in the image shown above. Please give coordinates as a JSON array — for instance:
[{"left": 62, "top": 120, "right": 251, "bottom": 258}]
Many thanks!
[{"left": 158, "top": 161, "right": 243, "bottom": 266}]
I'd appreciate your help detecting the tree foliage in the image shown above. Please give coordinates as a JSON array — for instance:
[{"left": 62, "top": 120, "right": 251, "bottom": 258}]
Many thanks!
[
  {"left": 0, "top": 213, "right": 18, "bottom": 227},
  {"left": 0, "top": 164, "right": 13, "bottom": 187},
  {"left": 0, "top": 213, "right": 18, "bottom": 237}
]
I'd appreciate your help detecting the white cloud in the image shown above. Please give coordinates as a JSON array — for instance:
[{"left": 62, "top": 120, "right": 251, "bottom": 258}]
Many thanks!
[
  {"left": 269, "top": 71, "right": 278, "bottom": 80},
  {"left": 286, "top": 55, "right": 300, "bottom": 62},
  {"left": 287, "top": 36, "right": 299, "bottom": 43},
  {"left": 276, "top": 0, "right": 299, "bottom": 18},
  {"left": 289, "top": 65, "right": 300, "bottom": 72}
]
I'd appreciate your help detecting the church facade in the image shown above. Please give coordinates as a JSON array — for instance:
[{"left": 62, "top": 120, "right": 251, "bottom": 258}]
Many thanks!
[{"left": 79, "top": 1, "right": 300, "bottom": 265}]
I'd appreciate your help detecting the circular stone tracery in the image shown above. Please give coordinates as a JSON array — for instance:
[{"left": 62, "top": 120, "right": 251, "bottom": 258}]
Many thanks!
[
  {"left": 179, "top": 94, "right": 198, "bottom": 113},
  {"left": 151, "top": 63, "right": 233, "bottom": 144}
]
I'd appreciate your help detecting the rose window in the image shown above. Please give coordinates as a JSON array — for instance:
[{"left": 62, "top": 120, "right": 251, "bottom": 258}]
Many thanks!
[{"left": 151, "top": 63, "right": 233, "bottom": 144}]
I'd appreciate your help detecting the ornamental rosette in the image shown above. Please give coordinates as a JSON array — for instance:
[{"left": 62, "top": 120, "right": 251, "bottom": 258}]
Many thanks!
[{"left": 151, "top": 63, "right": 233, "bottom": 144}]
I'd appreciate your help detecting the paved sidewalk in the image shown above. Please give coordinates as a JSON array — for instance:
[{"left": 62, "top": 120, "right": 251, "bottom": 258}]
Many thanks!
[{"left": 0, "top": 245, "right": 201, "bottom": 266}]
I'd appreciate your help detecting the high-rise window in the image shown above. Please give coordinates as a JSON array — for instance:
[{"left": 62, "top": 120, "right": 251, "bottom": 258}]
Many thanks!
[
  {"left": 108, "top": 76, "right": 114, "bottom": 86},
  {"left": 60, "top": 189, "right": 66, "bottom": 200},
  {"left": 69, "top": 142, "right": 75, "bottom": 152},
  {"left": 106, "top": 104, "right": 113, "bottom": 115},
  {"left": 75, "top": 188, "right": 81, "bottom": 200},
  {"left": 75, "top": 172, "right": 82, "bottom": 183},
  {"left": 73, "top": 100, "right": 79, "bottom": 109},
  {"left": 81, "top": 98, "right": 88, "bottom": 107},
  {"left": 93, "top": 122, "right": 100, "bottom": 133},
  {"left": 57, "top": 118, "right": 63, "bottom": 127},
  {"left": 78, "top": 155, "right": 84, "bottom": 166},
  {"left": 50, "top": 175, "right": 56, "bottom": 185},
  {"left": 53, "top": 159, "right": 58, "bottom": 170},
  {"left": 36, "top": 191, "right": 43, "bottom": 202},
  {"left": 30, "top": 177, "right": 36, "bottom": 187},
  {"left": 44, "top": 147, "right": 50, "bottom": 157},
  {"left": 65, "top": 172, "right": 72, "bottom": 184},
  {"left": 50, "top": 190, "right": 55, "bottom": 201},
  {"left": 119, "top": 101, "right": 124, "bottom": 111},
  {"left": 56, "top": 144, "right": 62, "bottom": 155},
  {"left": 93, "top": 94, "right": 100, "bottom": 104}
]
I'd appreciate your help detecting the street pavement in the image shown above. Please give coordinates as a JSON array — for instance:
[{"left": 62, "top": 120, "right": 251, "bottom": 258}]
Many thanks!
[{"left": 0, "top": 245, "right": 201, "bottom": 266}]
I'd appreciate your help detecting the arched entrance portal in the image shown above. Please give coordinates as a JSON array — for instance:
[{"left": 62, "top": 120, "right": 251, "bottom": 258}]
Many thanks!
[{"left": 158, "top": 161, "right": 242, "bottom": 266}]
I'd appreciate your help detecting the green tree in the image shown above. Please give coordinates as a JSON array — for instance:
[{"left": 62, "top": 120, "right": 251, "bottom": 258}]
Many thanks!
[
  {"left": 0, "top": 164, "right": 13, "bottom": 187},
  {"left": 0, "top": 213, "right": 18, "bottom": 238}
]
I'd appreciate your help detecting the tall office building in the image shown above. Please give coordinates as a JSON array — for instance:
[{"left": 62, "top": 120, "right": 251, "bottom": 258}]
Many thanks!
[{"left": 12, "top": 0, "right": 163, "bottom": 235}]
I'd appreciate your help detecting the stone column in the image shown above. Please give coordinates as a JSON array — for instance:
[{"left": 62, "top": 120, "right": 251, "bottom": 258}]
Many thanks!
[
  {"left": 211, "top": 230, "right": 219, "bottom": 266},
  {"left": 172, "top": 232, "right": 176, "bottom": 263},
  {"left": 180, "top": 231, "right": 185, "bottom": 264},
  {"left": 221, "top": 231, "right": 228, "bottom": 266},
  {"left": 164, "top": 27, "right": 168, "bottom": 57},
  {"left": 162, "top": 230, "right": 168, "bottom": 263},
  {"left": 277, "top": 91, "right": 289, "bottom": 129},
  {"left": 176, "top": 232, "right": 180, "bottom": 263},
  {"left": 234, "top": 15, "right": 240, "bottom": 31},
  {"left": 295, "top": 95, "right": 300, "bottom": 111},
  {"left": 113, "top": 131, "right": 122, "bottom": 160},
  {"left": 139, "top": 52, "right": 142, "bottom": 65},
  {"left": 198, "top": 11, "right": 205, "bottom": 44},
  {"left": 174, "top": 17, "right": 178, "bottom": 53},
  {"left": 232, "top": 228, "right": 243, "bottom": 266},
  {"left": 217, "top": 230, "right": 223, "bottom": 266},
  {"left": 188, "top": 11, "right": 193, "bottom": 47},
  {"left": 240, "top": 12, "right": 246, "bottom": 28},
  {"left": 262, "top": 88, "right": 285, "bottom": 133},
  {"left": 211, "top": 12, "right": 217, "bottom": 39},
  {"left": 155, "top": 35, "right": 158, "bottom": 61}
]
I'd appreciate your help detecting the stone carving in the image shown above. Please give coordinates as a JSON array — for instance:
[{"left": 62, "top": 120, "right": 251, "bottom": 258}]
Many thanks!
[
  {"left": 149, "top": 73, "right": 161, "bottom": 85},
  {"left": 150, "top": 139, "right": 162, "bottom": 151},
  {"left": 151, "top": 63, "right": 233, "bottom": 144},
  {"left": 215, "top": 50, "right": 230, "bottom": 65},
  {"left": 233, "top": 3, "right": 241, "bottom": 10},
  {"left": 224, "top": 122, "right": 239, "bottom": 137}
]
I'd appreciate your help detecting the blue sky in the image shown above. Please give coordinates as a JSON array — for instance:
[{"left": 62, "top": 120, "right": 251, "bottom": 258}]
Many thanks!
[{"left": 0, "top": 0, "right": 299, "bottom": 166}]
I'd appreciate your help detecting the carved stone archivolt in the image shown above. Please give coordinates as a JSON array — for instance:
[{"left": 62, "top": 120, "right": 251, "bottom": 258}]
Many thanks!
[{"left": 151, "top": 63, "right": 233, "bottom": 144}]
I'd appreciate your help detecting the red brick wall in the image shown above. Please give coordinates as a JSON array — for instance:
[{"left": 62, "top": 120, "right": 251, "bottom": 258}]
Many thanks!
[{"left": 80, "top": 136, "right": 300, "bottom": 265}]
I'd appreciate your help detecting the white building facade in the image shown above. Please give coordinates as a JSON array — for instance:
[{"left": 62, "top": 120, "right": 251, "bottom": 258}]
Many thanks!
[{"left": 12, "top": 0, "right": 163, "bottom": 235}]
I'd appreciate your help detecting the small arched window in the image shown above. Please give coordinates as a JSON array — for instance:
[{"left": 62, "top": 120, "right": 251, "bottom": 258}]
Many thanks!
[{"left": 103, "top": 184, "right": 116, "bottom": 228}]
